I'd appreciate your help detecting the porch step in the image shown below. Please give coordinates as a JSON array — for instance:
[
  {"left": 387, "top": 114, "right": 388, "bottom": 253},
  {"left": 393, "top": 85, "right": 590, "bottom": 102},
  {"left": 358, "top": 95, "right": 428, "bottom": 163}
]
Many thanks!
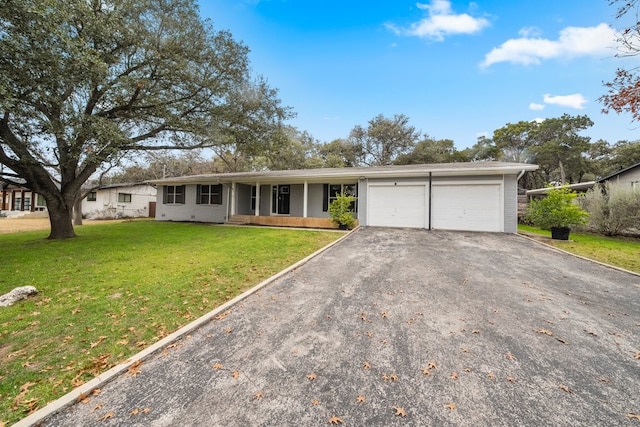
[{"left": 226, "top": 216, "right": 249, "bottom": 225}]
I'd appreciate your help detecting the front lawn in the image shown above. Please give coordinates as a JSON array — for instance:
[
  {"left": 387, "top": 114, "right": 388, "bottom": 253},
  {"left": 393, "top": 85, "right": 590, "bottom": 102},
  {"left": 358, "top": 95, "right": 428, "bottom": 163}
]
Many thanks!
[
  {"left": 0, "top": 221, "right": 342, "bottom": 425},
  {"left": 518, "top": 224, "right": 640, "bottom": 274}
]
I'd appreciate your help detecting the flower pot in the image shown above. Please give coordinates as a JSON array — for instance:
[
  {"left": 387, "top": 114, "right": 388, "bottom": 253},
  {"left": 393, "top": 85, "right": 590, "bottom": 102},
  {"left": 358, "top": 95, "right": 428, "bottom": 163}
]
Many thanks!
[{"left": 551, "top": 226, "right": 571, "bottom": 240}]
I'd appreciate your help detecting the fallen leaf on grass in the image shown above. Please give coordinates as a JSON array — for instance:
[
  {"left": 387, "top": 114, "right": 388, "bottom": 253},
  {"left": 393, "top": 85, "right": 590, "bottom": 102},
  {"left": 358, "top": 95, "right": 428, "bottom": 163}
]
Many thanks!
[
  {"left": 536, "top": 329, "right": 554, "bottom": 336},
  {"left": 307, "top": 373, "right": 317, "bottom": 380},
  {"left": 382, "top": 373, "right": 398, "bottom": 381},
  {"left": 329, "top": 415, "right": 343, "bottom": 424},
  {"left": 445, "top": 403, "right": 456, "bottom": 411},
  {"left": 422, "top": 368, "right": 431, "bottom": 376},
  {"left": 12, "top": 382, "right": 37, "bottom": 410},
  {"left": 232, "top": 371, "right": 240, "bottom": 379},
  {"left": 363, "top": 361, "right": 371, "bottom": 369},
  {"left": 253, "top": 391, "right": 264, "bottom": 400},
  {"left": 427, "top": 361, "right": 437, "bottom": 369},
  {"left": 393, "top": 406, "right": 407, "bottom": 417},
  {"left": 634, "top": 351, "right": 640, "bottom": 360},
  {"left": 356, "top": 395, "right": 366, "bottom": 403},
  {"left": 312, "top": 399, "right": 320, "bottom": 406},
  {"left": 450, "top": 372, "right": 458, "bottom": 380},
  {"left": 78, "top": 392, "right": 91, "bottom": 404},
  {"left": 212, "top": 363, "right": 223, "bottom": 370},
  {"left": 92, "top": 403, "right": 103, "bottom": 412},
  {"left": 627, "top": 413, "right": 640, "bottom": 421},
  {"left": 381, "top": 311, "right": 388, "bottom": 319},
  {"left": 90, "top": 336, "right": 108, "bottom": 348}
]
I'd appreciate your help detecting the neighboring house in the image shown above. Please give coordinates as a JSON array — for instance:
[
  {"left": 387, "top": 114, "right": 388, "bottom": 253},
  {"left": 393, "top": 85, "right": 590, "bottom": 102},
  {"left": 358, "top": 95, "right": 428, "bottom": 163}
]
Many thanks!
[
  {"left": 0, "top": 180, "right": 48, "bottom": 216},
  {"left": 597, "top": 162, "right": 640, "bottom": 189},
  {"left": 82, "top": 182, "right": 157, "bottom": 219},
  {"left": 151, "top": 162, "right": 538, "bottom": 233}
]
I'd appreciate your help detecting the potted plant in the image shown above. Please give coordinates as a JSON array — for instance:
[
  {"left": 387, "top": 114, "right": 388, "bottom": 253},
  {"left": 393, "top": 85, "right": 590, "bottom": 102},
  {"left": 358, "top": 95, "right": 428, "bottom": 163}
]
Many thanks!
[
  {"left": 328, "top": 191, "right": 357, "bottom": 230},
  {"left": 525, "top": 186, "right": 588, "bottom": 240}
]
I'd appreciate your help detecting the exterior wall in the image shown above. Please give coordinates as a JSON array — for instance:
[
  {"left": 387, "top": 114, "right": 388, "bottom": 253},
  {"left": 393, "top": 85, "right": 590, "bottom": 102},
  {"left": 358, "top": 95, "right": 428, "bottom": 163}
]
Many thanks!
[
  {"left": 156, "top": 184, "right": 227, "bottom": 223},
  {"left": 289, "top": 184, "right": 304, "bottom": 217},
  {"left": 307, "top": 184, "right": 328, "bottom": 218},
  {"left": 83, "top": 184, "right": 156, "bottom": 219},
  {"left": 0, "top": 188, "right": 46, "bottom": 213},
  {"left": 503, "top": 174, "right": 518, "bottom": 233},
  {"left": 607, "top": 167, "right": 640, "bottom": 187}
]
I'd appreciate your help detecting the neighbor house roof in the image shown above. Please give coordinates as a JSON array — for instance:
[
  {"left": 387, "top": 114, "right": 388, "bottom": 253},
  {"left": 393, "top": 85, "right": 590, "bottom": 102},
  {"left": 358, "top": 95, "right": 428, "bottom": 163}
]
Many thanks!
[
  {"left": 150, "top": 162, "right": 539, "bottom": 185},
  {"left": 597, "top": 161, "right": 640, "bottom": 183},
  {"left": 526, "top": 181, "right": 596, "bottom": 196}
]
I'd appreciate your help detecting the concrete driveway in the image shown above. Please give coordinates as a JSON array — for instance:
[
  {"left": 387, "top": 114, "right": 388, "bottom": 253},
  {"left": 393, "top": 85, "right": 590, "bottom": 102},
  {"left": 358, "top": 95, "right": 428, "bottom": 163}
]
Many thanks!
[{"left": 33, "top": 228, "right": 639, "bottom": 426}]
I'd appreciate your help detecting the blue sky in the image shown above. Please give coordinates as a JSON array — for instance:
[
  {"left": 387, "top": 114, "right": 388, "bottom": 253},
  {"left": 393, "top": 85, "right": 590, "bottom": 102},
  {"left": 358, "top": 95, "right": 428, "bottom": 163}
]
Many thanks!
[{"left": 199, "top": 0, "right": 639, "bottom": 149}]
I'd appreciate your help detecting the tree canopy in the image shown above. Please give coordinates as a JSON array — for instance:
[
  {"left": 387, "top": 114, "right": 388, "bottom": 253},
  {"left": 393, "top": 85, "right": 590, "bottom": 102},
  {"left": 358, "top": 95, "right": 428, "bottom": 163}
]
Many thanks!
[{"left": 0, "top": 0, "right": 290, "bottom": 238}]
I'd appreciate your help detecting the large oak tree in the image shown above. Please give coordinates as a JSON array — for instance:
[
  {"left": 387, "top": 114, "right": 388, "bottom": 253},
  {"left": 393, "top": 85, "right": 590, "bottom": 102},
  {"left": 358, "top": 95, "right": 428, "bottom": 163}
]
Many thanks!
[{"left": 0, "top": 0, "right": 289, "bottom": 239}]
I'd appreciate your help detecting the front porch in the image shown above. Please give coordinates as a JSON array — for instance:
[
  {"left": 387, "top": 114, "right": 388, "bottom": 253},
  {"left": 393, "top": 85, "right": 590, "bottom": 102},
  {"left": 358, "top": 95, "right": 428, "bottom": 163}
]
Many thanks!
[{"left": 228, "top": 214, "right": 358, "bottom": 229}]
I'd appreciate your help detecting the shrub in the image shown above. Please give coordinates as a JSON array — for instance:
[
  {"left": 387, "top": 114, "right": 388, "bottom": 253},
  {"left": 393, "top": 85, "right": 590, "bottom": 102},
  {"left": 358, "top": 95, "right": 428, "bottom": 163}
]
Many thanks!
[
  {"left": 581, "top": 182, "right": 640, "bottom": 236},
  {"left": 525, "top": 186, "right": 589, "bottom": 230},
  {"left": 328, "top": 191, "right": 357, "bottom": 229}
]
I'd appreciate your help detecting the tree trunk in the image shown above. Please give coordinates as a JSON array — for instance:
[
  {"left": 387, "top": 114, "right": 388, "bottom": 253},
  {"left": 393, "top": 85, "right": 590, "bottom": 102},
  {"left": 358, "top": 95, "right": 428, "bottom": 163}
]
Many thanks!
[
  {"left": 46, "top": 196, "right": 76, "bottom": 239},
  {"left": 73, "top": 196, "right": 83, "bottom": 226}
]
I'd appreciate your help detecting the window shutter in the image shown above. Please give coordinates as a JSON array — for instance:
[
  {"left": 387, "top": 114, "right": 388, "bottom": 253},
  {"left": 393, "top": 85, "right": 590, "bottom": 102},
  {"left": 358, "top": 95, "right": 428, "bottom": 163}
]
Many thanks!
[
  {"left": 163, "top": 186, "right": 168, "bottom": 204},
  {"left": 322, "top": 184, "right": 328, "bottom": 212},
  {"left": 196, "top": 184, "right": 201, "bottom": 205}
]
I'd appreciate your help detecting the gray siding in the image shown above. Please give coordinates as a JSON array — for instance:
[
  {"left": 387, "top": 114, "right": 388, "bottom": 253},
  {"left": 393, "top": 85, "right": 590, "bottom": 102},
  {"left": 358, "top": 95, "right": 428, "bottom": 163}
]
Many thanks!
[
  {"left": 307, "top": 184, "right": 328, "bottom": 218},
  {"left": 503, "top": 174, "right": 518, "bottom": 233},
  {"left": 610, "top": 167, "right": 640, "bottom": 187},
  {"left": 156, "top": 185, "right": 227, "bottom": 223}
]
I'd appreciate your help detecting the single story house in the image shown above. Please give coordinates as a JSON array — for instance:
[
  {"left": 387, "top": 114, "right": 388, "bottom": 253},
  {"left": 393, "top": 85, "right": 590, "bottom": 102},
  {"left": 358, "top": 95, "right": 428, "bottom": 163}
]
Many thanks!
[
  {"left": 151, "top": 162, "right": 538, "bottom": 233},
  {"left": 82, "top": 182, "right": 157, "bottom": 219},
  {"left": 0, "top": 180, "right": 47, "bottom": 216},
  {"left": 597, "top": 161, "right": 640, "bottom": 189}
]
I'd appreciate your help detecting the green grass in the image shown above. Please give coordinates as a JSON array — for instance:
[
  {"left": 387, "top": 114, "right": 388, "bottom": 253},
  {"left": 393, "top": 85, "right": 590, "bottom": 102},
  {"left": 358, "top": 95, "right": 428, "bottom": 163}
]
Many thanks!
[
  {"left": 518, "top": 224, "right": 640, "bottom": 274},
  {"left": 0, "top": 221, "right": 341, "bottom": 425}
]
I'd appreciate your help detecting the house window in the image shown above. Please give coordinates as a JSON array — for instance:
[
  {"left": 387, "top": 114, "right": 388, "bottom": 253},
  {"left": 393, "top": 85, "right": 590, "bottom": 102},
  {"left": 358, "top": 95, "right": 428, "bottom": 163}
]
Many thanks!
[
  {"left": 163, "top": 185, "right": 185, "bottom": 204},
  {"left": 323, "top": 184, "right": 357, "bottom": 212},
  {"left": 251, "top": 186, "right": 257, "bottom": 210},
  {"left": 633, "top": 181, "right": 639, "bottom": 190},
  {"left": 86, "top": 191, "right": 97, "bottom": 202},
  {"left": 118, "top": 193, "right": 132, "bottom": 203},
  {"left": 196, "top": 184, "right": 222, "bottom": 205},
  {"left": 36, "top": 194, "right": 46, "bottom": 207}
]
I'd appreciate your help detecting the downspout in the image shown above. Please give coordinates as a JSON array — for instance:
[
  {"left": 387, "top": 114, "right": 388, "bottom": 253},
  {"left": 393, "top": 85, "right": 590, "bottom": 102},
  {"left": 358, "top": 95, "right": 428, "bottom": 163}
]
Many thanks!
[
  {"left": 428, "top": 172, "right": 432, "bottom": 230},
  {"left": 516, "top": 170, "right": 526, "bottom": 182}
]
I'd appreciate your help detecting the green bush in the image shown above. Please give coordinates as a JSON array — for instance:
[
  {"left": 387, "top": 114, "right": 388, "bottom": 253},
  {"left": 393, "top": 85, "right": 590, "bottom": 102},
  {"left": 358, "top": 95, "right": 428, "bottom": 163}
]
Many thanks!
[
  {"left": 328, "top": 191, "right": 357, "bottom": 229},
  {"left": 525, "top": 186, "right": 589, "bottom": 230},
  {"left": 581, "top": 182, "right": 640, "bottom": 236}
]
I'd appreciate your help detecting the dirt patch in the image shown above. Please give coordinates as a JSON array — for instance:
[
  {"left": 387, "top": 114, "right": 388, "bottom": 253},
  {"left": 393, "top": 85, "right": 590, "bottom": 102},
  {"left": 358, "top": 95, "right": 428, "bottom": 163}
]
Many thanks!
[{"left": 0, "top": 218, "right": 50, "bottom": 234}]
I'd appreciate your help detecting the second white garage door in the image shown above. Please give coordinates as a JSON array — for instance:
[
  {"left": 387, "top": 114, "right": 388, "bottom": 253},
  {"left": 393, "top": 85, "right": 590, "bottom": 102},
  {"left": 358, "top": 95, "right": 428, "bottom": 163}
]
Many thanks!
[
  {"left": 431, "top": 183, "right": 503, "bottom": 232},
  {"left": 368, "top": 184, "right": 428, "bottom": 228}
]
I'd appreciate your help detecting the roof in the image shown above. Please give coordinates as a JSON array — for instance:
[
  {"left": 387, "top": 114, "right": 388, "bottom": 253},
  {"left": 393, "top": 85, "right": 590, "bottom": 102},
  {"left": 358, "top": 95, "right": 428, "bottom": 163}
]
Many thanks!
[
  {"left": 597, "top": 162, "right": 640, "bottom": 183},
  {"left": 526, "top": 181, "right": 596, "bottom": 196},
  {"left": 150, "top": 162, "right": 539, "bottom": 185}
]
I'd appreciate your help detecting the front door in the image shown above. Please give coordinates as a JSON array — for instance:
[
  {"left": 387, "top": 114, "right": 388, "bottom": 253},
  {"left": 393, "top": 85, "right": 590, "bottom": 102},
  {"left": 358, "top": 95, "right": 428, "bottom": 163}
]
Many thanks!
[{"left": 272, "top": 185, "right": 290, "bottom": 215}]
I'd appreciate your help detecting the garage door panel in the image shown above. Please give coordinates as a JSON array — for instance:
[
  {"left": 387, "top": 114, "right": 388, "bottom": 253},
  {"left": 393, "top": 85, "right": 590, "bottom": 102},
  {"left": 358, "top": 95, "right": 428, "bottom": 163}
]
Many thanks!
[
  {"left": 432, "top": 184, "right": 502, "bottom": 232},
  {"left": 368, "top": 184, "right": 427, "bottom": 228}
]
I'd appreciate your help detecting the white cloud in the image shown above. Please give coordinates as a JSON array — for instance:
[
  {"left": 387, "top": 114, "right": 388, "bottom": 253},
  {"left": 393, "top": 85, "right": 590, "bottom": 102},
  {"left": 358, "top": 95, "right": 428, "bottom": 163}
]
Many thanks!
[
  {"left": 386, "top": 0, "right": 490, "bottom": 41},
  {"left": 529, "top": 102, "right": 545, "bottom": 111},
  {"left": 542, "top": 93, "right": 587, "bottom": 109},
  {"left": 518, "top": 26, "right": 542, "bottom": 38},
  {"left": 481, "top": 23, "right": 616, "bottom": 67}
]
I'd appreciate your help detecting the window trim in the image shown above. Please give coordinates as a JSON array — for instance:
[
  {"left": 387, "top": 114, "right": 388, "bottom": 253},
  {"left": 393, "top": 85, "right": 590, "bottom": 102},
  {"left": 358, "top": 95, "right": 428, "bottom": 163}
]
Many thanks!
[
  {"left": 196, "top": 184, "right": 223, "bottom": 205},
  {"left": 118, "top": 192, "right": 132, "bottom": 203},
  {"left": 163, "top": 185, "right": 185, "bottom": 205},
  {"left": 86, "top": 191, "right": 97, "bottom": 202},
  {"left": 323, "top": 183, "right": 358, "bottom": 212}
]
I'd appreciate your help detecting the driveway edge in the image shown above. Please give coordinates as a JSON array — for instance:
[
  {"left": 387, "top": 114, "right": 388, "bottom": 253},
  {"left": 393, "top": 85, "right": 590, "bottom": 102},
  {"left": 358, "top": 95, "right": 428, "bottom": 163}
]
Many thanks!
[
  {"left": 517, "top": 232, "right": 640, "bottom": 278},
  {"left": 13, "top": 228, "right": 358, "bottom": 427}
]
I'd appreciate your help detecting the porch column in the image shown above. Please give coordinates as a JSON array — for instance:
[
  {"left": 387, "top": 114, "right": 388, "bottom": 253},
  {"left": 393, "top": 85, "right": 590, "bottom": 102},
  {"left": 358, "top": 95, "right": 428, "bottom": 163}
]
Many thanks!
[
  {"left": 20, "top": 189, "right": 25, "bottom": 211},
  {"left": 303, "top": 181, "right": 308, "bottom": 218},
  {"left": 31, "top": 192, "right": 36, "bottom": 212},
  {"left": 254, "top": 181, "right": 260, "bottom": 216},
  {"left": 1, "top": 189, "right": 6, "bottom": 210},
  {"left": 230, "top": 182, "right": 236, "bottom": 216}
]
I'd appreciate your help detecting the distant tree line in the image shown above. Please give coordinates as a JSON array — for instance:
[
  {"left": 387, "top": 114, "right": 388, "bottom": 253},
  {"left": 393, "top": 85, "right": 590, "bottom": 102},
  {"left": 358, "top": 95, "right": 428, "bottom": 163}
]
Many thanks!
[{"left": 104, "top": 113, "right": 640, "bottom": 191}]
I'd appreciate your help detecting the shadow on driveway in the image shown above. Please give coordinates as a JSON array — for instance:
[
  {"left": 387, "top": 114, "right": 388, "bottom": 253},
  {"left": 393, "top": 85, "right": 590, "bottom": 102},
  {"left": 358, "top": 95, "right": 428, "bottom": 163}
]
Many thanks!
[{"left": 38, "top": 228, "right": 640, "bottom": 426}]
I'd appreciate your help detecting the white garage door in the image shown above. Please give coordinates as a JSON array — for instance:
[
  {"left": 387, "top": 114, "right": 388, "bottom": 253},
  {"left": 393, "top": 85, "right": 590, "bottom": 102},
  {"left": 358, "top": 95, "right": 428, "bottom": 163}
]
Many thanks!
[
  {"left": 431, "top": 183, "right": 502, "bottom": 232},
  {"left": 368, "top": 184, "right": 427, "bottom": 228}
]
